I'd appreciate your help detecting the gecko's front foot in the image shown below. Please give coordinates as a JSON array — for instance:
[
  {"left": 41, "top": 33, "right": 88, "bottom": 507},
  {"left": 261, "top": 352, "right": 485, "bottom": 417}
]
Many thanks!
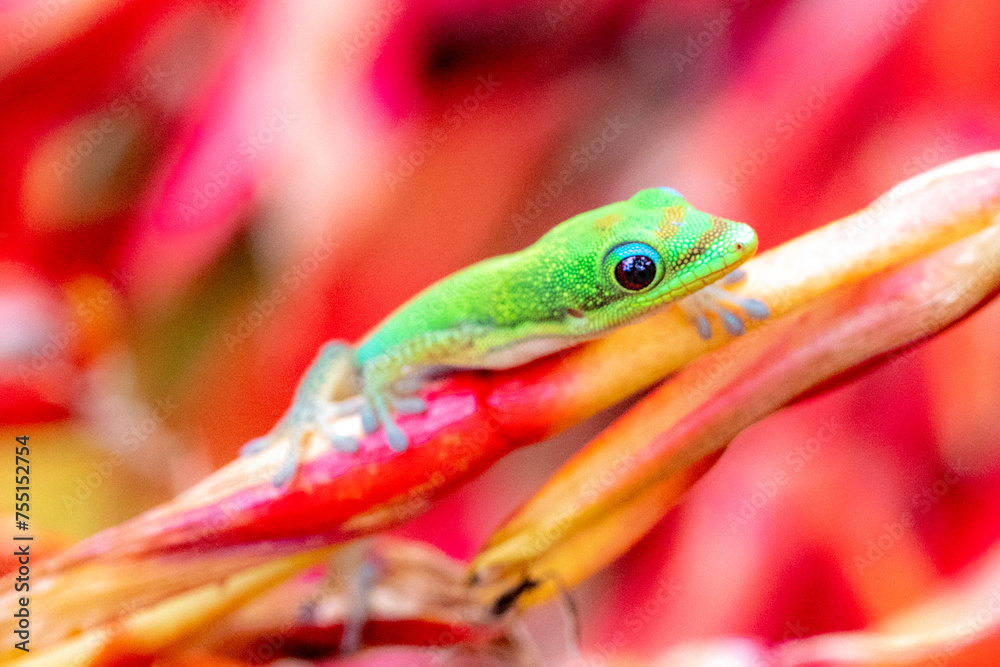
[
  {"left": 239, "top": 420, "right": 319, "bottom": 488},
  {"left": 680, "top": 269, "right": 770, "bottom": 339},
  {"left": 278, "top": 383, "right": 427, "bottom": 458},
  {"left": 242, "top": 386, "right": 428, "bottom": 487},
  {"left": 238, "top": 423, "right": 305, "bottom": 487},
  {"left": 239, "top": 342, "right": 369, "bottom": 486},
  {"left": 357, "top": 389, "right": 427, "bottom": 452},
  {"left": 238, "top": 341, "right": 435, "bottom": 486},
  {"left": 243, "top": 410, "right": 369, "bottom": 487}
]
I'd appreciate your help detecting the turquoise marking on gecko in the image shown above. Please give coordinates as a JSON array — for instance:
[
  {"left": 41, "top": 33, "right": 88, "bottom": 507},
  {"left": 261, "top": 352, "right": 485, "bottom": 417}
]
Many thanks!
[{"left": 241, "top": 188, "right": 769, "bottom": 486}]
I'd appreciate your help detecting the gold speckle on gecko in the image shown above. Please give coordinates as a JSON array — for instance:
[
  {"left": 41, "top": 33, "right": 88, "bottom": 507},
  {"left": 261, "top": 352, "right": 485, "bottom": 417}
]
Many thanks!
[
  {"left": 656, "top": 206, "right": 687, "bottom": 238},
  {"left": 591, "top": 213, "right": 620, "bottom": 233}
]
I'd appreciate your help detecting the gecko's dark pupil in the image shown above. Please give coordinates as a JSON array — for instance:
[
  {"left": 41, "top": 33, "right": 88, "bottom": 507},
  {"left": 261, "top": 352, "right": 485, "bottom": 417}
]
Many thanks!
[{"left": 615, "top": 255, "right": 656, "bottom": 291}]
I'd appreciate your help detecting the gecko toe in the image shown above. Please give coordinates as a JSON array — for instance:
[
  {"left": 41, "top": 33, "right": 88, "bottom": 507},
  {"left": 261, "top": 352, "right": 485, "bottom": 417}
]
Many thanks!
[
  {"left": 693, "top": 313, "right": 713, "bottom": 340},
  {"left": 365, "top": 391, "right": 410, "bottom": 451},
  {"left": 325, "top": 395, "right": 365, "bottom": 416},
  {"left": 680, "top": 278, "right": 769, "bottom": 339},
  {"left": 739, "top": 297, "right": 771, "bottom": 320},
  {"left": 360, "top": 403, "right": 378, "bottom": 434},
  {"left": 240, "top": 435, "right": 273, "bottom": 457},
  {"left": 331, "top": 434, "right": 361, "bottom": 454},
  {"left": 340, "top": 558, "right": 380, "bottom": 655},
  {"left": 719, "top": 309, "right": 746, "bottom": 337},
  {"left": 384, "top": 420, "right": 409, "bottom": 452},
  {"left": 391, "top": 396, "right": 428, "bottom": 415},
  {"left": 719, "top": 268, "right": 746, "bottom": 285},
  {"left": 271, "top": 440, "right": 300, "bottom": 487}
]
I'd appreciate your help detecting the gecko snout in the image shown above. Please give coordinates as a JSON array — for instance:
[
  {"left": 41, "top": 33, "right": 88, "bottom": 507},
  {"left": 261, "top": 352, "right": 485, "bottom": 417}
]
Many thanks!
[{"left": 729, "top": 222, "right": 759, "bottom": 257}]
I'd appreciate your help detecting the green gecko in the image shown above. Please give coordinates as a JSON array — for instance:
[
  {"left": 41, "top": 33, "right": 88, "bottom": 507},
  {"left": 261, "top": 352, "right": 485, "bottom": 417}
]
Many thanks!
[{"left": 241, "top": 188, "right": 769, "bottom": 486}]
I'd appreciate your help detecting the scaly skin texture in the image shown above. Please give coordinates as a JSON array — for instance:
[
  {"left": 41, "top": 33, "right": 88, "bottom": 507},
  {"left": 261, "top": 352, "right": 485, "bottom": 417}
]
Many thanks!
[
  {"left": 357, "top": 188, "right": 756, "bottom": 389},
  {"left": 244, "top": 188, "right": 765, "bottom": 485}
]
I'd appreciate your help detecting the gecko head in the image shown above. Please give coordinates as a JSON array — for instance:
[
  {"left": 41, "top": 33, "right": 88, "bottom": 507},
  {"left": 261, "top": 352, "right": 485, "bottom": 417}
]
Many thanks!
[{"left": 579, "top": 187, "right": 759, "bottom": 327}]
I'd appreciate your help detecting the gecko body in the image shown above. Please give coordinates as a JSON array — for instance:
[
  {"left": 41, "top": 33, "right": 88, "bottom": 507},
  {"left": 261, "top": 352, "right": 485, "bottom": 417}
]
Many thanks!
[{"left": 242, "top": 188, "right": 768, "bottom": 485}]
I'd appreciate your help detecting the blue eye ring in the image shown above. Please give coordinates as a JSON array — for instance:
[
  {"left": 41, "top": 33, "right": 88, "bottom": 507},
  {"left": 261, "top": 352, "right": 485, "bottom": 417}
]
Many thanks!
[
  {"left": 605, "top": 242, "right": 664, "bottom": 292},
  {"left": 658, "top": 187, "right": 684, "bottom": 198}
]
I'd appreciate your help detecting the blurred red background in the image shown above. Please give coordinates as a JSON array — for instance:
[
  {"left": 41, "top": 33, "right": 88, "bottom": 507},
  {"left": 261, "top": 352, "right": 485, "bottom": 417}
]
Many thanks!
[{"left": 2, "top": 0, "right": 1000, "bottom": 661}]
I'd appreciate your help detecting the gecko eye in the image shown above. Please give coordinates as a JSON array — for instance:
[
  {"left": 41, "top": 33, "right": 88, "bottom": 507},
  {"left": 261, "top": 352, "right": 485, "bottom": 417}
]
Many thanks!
[
  {"left": 605, "top": 242, "right": 664, "bottom": 292},
  {"left": 616, "top": 255, "right": 657, "bottom": 290}
]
